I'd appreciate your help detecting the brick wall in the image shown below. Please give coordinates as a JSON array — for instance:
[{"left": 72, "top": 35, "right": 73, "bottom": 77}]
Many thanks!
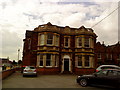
[{"left": 2, "top": 69, "right": 15, "bottom": 80}]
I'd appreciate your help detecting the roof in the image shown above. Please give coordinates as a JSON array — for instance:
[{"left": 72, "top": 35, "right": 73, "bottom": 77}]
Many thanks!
[{"left": 32, "top": 22, "right": 97, "bottom": 37}]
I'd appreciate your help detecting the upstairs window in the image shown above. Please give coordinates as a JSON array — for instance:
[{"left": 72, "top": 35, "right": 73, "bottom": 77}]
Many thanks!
[
  {"left": 77, "top": 37, "right": 82, "bottom": 47},
  {"left": 28, "top": 38, "right": 31, "bottom": 49},
  {"left": 118, "top": 54, "right": 120, "bottom": 60},
  {"left": 64, "top": 37, "right": 69, "bottom": 47},
  {"left": 84, "top": 37, "right": 90, "bottom": 47},
  {"left": 40, "top": 34, "right": 44, "bottom": 45},
  {"left": 47, "top": 33, "right": 53, "bottom": 45},
  {"left": 110, "top": 54, "right": 112, "bottom": 60},
  {"left": 97, "top": 53, "right": 101, "bottom": 59}
]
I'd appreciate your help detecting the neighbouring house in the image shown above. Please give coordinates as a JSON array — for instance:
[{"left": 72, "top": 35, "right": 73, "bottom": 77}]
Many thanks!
[
  {"left": 95, "top": 42, "right": 120, "bottom": 67},
  {"left": 22, "top": 22, "right": 97, "bottom": 74},
  {"left": 0, "top": 58, "right": 13, "bottom": 70}
]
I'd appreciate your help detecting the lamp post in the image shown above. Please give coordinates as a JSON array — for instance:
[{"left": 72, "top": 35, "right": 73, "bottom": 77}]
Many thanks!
[{"left": 18, "top": 49, "right": 20, "bottom": 61}]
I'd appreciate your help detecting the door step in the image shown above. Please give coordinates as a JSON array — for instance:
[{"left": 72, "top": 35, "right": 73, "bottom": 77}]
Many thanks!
[{"left": 62, "top": 71, "right": 72, "bottom": 74}]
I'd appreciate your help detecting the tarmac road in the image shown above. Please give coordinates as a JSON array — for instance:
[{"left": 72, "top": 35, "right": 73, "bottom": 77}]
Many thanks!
[{"left": 2, "top": 72, "right": 110, "bottom": 90}]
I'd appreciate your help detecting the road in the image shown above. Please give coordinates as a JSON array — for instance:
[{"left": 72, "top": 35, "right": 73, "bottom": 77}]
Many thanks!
[{"left": 2, "top": 72, "right": 109, "bottom": 89}]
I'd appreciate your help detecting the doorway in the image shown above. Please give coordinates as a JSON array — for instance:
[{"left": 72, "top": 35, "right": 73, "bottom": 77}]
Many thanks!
[
  {"left": 64, "top": 58, "right": 69, "bottom": 71},
  {"left": 61, "top": 55, "right": 71, "bottom": 73}
]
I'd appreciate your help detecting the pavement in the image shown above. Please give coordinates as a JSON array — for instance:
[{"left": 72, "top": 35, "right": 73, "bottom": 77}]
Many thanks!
[{"left": 2, "top": 72, "right": 110, "bottom": 89}]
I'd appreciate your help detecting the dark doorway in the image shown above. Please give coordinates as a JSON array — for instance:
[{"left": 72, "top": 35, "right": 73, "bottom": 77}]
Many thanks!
[{"left": 64, "top": 58, "right": 69, "bottom": 71}]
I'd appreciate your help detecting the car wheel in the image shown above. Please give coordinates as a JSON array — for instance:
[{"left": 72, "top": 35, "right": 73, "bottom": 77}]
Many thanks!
[{"left": 79, "top": 79, "right": 88, "bottom": 87}]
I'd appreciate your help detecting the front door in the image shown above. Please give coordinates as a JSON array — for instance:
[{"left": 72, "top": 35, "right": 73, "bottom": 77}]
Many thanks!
[{"left": 64, "top": 58, "right": 69, "bottom": 71}]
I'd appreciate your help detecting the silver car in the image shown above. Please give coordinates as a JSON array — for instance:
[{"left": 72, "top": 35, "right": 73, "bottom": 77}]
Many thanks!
[
  {"left": 23, "top": 66, "right": 37, "bottom": 77},
  {"left": 96, "top": 65, "right": 120, "bottom": 72}
]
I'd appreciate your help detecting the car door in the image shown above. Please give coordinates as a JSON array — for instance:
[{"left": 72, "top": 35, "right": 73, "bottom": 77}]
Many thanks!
[
  {"left": 105, "top": 70, "right": 120, "bottom": 88},
  {"left": 92, "top": 70, "right": 108, "bottom": 86}
]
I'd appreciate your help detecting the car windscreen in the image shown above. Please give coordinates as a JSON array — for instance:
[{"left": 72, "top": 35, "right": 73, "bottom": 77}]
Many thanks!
[
  {"left": 25, "top": 66, "right": 35, "bottom": 69},
  {"left": 29, "top": 67, "right": 35, "bottom": 69}
]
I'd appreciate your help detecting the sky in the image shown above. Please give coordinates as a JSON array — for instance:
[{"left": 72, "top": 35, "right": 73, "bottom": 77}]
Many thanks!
[{"left": 0, "top": 0, "right": 119, "bottom": 61}]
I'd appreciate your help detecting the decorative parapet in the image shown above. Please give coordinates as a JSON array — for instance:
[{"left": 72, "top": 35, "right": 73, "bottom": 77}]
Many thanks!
[{"left": 34, "top": 22, "right": 97, "bottom": 37}]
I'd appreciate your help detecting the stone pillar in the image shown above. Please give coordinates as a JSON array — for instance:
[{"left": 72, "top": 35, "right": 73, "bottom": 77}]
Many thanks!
[
  {"left": 53, "top": 34, "right": 56, "bottom": 46},
  {"left": 82, "top": 36, "right": 85, "bottom": 47},
  {"left": 75, "top": 56, "right": 78, "bottom": 67},
  {"left": 90, "top": 56, "right": 92, "bottom": 68},
  {"left": 44, "top": 32, "right": 47, "bottom": 45},
  {"left": 43, "top": 54, "right": 46, "bottom": 67},
  {"left": 38, "top": 34, "right": 40, "bottom": 46},
  {"left": 37, "top": 54, "right": 40, "bottom": 67},
  {"left": 90, "top": 38, "right": 94, "bottom": 48},
  {"left": 82, "top": 55, "right": 85, "bottom": 68},
  {"left": 52, "top": 55, "right": 55, "bottom": 67}
]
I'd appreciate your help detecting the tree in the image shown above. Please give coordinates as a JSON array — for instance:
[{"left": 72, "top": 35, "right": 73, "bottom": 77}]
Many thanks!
[
  {"left": 18, "top": 60, "right": 22, "bottom": 65},
  {"left": 12, "top": 60, "right": 17, "bottom": 65}
]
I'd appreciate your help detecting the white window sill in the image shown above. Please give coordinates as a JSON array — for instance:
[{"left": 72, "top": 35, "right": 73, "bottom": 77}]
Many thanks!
[
  {"left": 77, "top": 66, "right": 82, "bottom": 68},
  {"left": 46, "top": 44, "right": 53, "bottom": 46},
  {"left": 39, "top": 66, "right": 44, "bottom": 67},
  {"left": 84, "top": 66, "right": 91, "bottom": 68},
  {"left": 77, "top": 66, "right": 91, "bottom": 68},
  {"left": 46, "top": 66, "right": 52, "bottom": 68},
  {"left": 76, "top": 46, "right": 82, "bottom": 48}
]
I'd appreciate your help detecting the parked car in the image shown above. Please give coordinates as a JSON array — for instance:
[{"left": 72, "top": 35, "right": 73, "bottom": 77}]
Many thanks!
[
  {"left": 76, "top": 69, "right": 120, "bottom": 88},
  {"left": 96, "top": 65, "right": 120, "bottom": 72},
  {"left": 23, "top": 66, "right": 37, "bottom": 77}
]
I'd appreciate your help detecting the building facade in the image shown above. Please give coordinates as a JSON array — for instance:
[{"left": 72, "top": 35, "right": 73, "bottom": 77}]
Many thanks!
[
  {"left": 95, "top": 42, "right": 120, "bottom": 67},
  {"left": 22, "top": 22, "right": 97, "bottom": 74}
]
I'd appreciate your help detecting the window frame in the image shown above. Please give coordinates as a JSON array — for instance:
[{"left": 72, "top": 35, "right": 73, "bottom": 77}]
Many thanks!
[
  {"left": 84, "top": 37, "right": 90, "bottom": 48},
  {"left": 40, "top": 34, "right": 45, "bottom": 45},
  {"left": 77, "top": 37, "right": 82, "bottom": 48},
  {"left": 64, "top": 36, "right": 70, "bottom": 47},
  {"left": 84, "top": 55, "right": 90, "bottom": 67},
  {"left": 77, "top": 55, "right": 82, "bottom": 67},
  {"left": 39, "top": 54, "right": 44, "bottom": 67},
  {"left": 47, "top": 33, "right": 53, "bottom": 45},
  {"left": 46, "top": 54, "right": 52, "bottom": 67}
]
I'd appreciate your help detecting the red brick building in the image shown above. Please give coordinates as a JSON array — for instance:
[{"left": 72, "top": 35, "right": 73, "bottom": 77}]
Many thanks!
[
  {"left": 95, "top": 42, "right": 120, "bottom": 67},
  {"left": 22, "top": 22, "right": 97, "bottom": 74},
  {"left": 22, "top": 22, "right": 120, "bottom": 74}
]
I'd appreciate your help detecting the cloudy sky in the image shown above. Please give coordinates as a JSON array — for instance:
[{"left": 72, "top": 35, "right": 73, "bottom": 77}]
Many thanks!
[{"left": 0, "top": 0, "right": 119, "bottom": 61}]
